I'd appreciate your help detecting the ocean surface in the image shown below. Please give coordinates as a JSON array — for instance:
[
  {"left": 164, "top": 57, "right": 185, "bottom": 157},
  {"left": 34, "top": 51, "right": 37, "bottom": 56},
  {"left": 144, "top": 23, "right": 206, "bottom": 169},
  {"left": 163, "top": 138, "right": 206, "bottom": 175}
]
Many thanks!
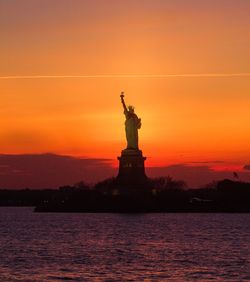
[{"left": 0, "top": 208, "right": 249, "bottom": 281}]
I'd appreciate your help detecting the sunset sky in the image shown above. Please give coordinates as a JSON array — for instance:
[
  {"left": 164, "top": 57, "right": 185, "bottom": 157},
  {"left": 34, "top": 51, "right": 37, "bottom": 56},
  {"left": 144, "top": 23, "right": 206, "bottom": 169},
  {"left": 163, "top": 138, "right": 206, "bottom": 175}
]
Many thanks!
[{"left": 1, "top": 0, "right": 250, "bottom": 188}]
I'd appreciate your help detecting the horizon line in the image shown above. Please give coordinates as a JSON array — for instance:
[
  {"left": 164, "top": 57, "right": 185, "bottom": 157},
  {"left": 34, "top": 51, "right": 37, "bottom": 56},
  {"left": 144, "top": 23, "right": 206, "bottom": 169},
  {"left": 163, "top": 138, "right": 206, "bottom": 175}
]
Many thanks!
[{"left": 1, "top": 73, "right": 250, "bottom": 79}]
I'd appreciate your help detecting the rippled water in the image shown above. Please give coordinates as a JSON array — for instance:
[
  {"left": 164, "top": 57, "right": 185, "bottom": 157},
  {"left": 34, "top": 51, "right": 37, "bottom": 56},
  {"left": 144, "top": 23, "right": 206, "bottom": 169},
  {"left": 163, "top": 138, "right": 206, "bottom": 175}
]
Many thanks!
[{"left": 0, "top": 208, "right": 249, "bottom": 281}]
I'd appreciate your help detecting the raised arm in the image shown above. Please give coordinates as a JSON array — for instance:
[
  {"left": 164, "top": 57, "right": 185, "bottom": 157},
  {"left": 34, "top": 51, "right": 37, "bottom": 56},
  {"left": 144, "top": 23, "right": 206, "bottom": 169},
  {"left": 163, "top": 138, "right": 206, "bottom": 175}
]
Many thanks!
[{"left": 120, "top": 92, "right": 128, "bottom": 113}]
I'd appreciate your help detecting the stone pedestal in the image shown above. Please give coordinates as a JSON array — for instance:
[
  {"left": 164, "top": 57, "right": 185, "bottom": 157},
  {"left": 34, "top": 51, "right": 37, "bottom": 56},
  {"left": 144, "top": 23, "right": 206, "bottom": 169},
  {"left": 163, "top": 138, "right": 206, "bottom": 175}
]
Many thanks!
[{"left": 117, "top": 149, "right": 147, "bottom": 185}]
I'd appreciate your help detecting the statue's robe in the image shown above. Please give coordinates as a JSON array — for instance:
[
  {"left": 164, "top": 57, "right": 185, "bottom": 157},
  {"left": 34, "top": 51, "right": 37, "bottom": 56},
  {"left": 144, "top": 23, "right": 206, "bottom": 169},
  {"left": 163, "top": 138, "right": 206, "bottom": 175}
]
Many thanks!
[{"left": 124, "top": 111, "right": 141, "bottom": 149}]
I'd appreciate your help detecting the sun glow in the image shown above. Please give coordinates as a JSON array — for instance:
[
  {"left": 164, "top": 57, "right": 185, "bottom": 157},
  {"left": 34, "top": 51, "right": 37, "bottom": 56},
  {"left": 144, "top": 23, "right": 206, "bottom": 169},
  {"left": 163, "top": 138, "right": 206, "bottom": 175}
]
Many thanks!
[{"left": 1, "top": 0, "right": 250, "bottom": 173}]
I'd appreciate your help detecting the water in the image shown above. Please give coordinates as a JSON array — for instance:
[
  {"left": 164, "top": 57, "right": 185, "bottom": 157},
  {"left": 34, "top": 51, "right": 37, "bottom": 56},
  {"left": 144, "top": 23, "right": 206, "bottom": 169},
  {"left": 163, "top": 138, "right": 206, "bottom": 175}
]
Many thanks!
[{"left": 0, "top": 208, "right": 249, "bottom": 281}]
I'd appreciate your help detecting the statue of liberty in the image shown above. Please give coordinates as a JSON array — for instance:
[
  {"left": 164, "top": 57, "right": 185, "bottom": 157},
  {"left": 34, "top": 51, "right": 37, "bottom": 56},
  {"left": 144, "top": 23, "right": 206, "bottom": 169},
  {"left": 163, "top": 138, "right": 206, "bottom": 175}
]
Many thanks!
[{"left": 120, "top": 92, "right": 141, "bottom": 150}]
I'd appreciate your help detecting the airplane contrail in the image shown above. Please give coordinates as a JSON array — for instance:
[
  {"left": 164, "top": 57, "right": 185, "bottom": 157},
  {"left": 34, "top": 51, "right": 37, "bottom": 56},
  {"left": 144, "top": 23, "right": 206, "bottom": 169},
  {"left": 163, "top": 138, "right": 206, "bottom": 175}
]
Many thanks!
[{"left": 0, "top": 73, "right": 250, "bottom": 79}]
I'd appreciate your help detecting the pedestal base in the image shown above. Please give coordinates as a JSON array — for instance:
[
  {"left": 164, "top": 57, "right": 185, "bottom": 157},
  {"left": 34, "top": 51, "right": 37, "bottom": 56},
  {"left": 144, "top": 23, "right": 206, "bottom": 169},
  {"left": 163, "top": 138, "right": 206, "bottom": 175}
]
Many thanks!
[{"left": 117, "top": 149, "right": 147, "bottom": 186}]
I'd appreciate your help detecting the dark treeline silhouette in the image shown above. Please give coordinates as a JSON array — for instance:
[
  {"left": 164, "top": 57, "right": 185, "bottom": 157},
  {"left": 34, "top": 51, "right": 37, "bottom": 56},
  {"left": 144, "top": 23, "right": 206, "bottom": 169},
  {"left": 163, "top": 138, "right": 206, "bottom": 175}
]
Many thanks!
[{"left": 0, "top": 177, "right": 250, "bottom": 212}]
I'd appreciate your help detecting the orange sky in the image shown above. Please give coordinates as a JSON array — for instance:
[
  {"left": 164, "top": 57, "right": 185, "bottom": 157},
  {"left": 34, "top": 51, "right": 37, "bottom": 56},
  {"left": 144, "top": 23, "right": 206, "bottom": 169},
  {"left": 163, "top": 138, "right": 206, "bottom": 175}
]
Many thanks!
[{"left": 1, "top": 0, "right": 250, "bottom": 177}]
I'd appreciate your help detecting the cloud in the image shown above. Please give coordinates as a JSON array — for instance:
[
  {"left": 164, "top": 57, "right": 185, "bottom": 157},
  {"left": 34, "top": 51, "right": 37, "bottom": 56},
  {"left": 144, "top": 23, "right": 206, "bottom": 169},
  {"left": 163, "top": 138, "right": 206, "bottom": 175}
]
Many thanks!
[
  {"left": 1, "top": 154, "right": 250, "bottom": 189},
  {"left": 243, "top": 165, "right": 250, "bottom": 170},
  {"left": 187, "top": 161, "right": 224, "bottom": 164},
  {"left": 146, "top": 164, "right": 250, "bottom": 188},
  {"left": 1, "top": 73, "right": 250, "bottom": 79},
  {"left": 0, "top": 153, "right": 115, "bottom": 189}
]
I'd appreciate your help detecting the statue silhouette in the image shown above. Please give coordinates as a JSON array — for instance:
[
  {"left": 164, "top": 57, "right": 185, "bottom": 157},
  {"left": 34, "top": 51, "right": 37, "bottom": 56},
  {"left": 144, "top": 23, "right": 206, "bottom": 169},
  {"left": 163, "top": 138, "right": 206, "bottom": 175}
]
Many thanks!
[
  {"left": 120, "top": 92, "right": 141, "bottom": 150},
  {"left": 117, "top": 92, "right": 147, "bottom": 186}
]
